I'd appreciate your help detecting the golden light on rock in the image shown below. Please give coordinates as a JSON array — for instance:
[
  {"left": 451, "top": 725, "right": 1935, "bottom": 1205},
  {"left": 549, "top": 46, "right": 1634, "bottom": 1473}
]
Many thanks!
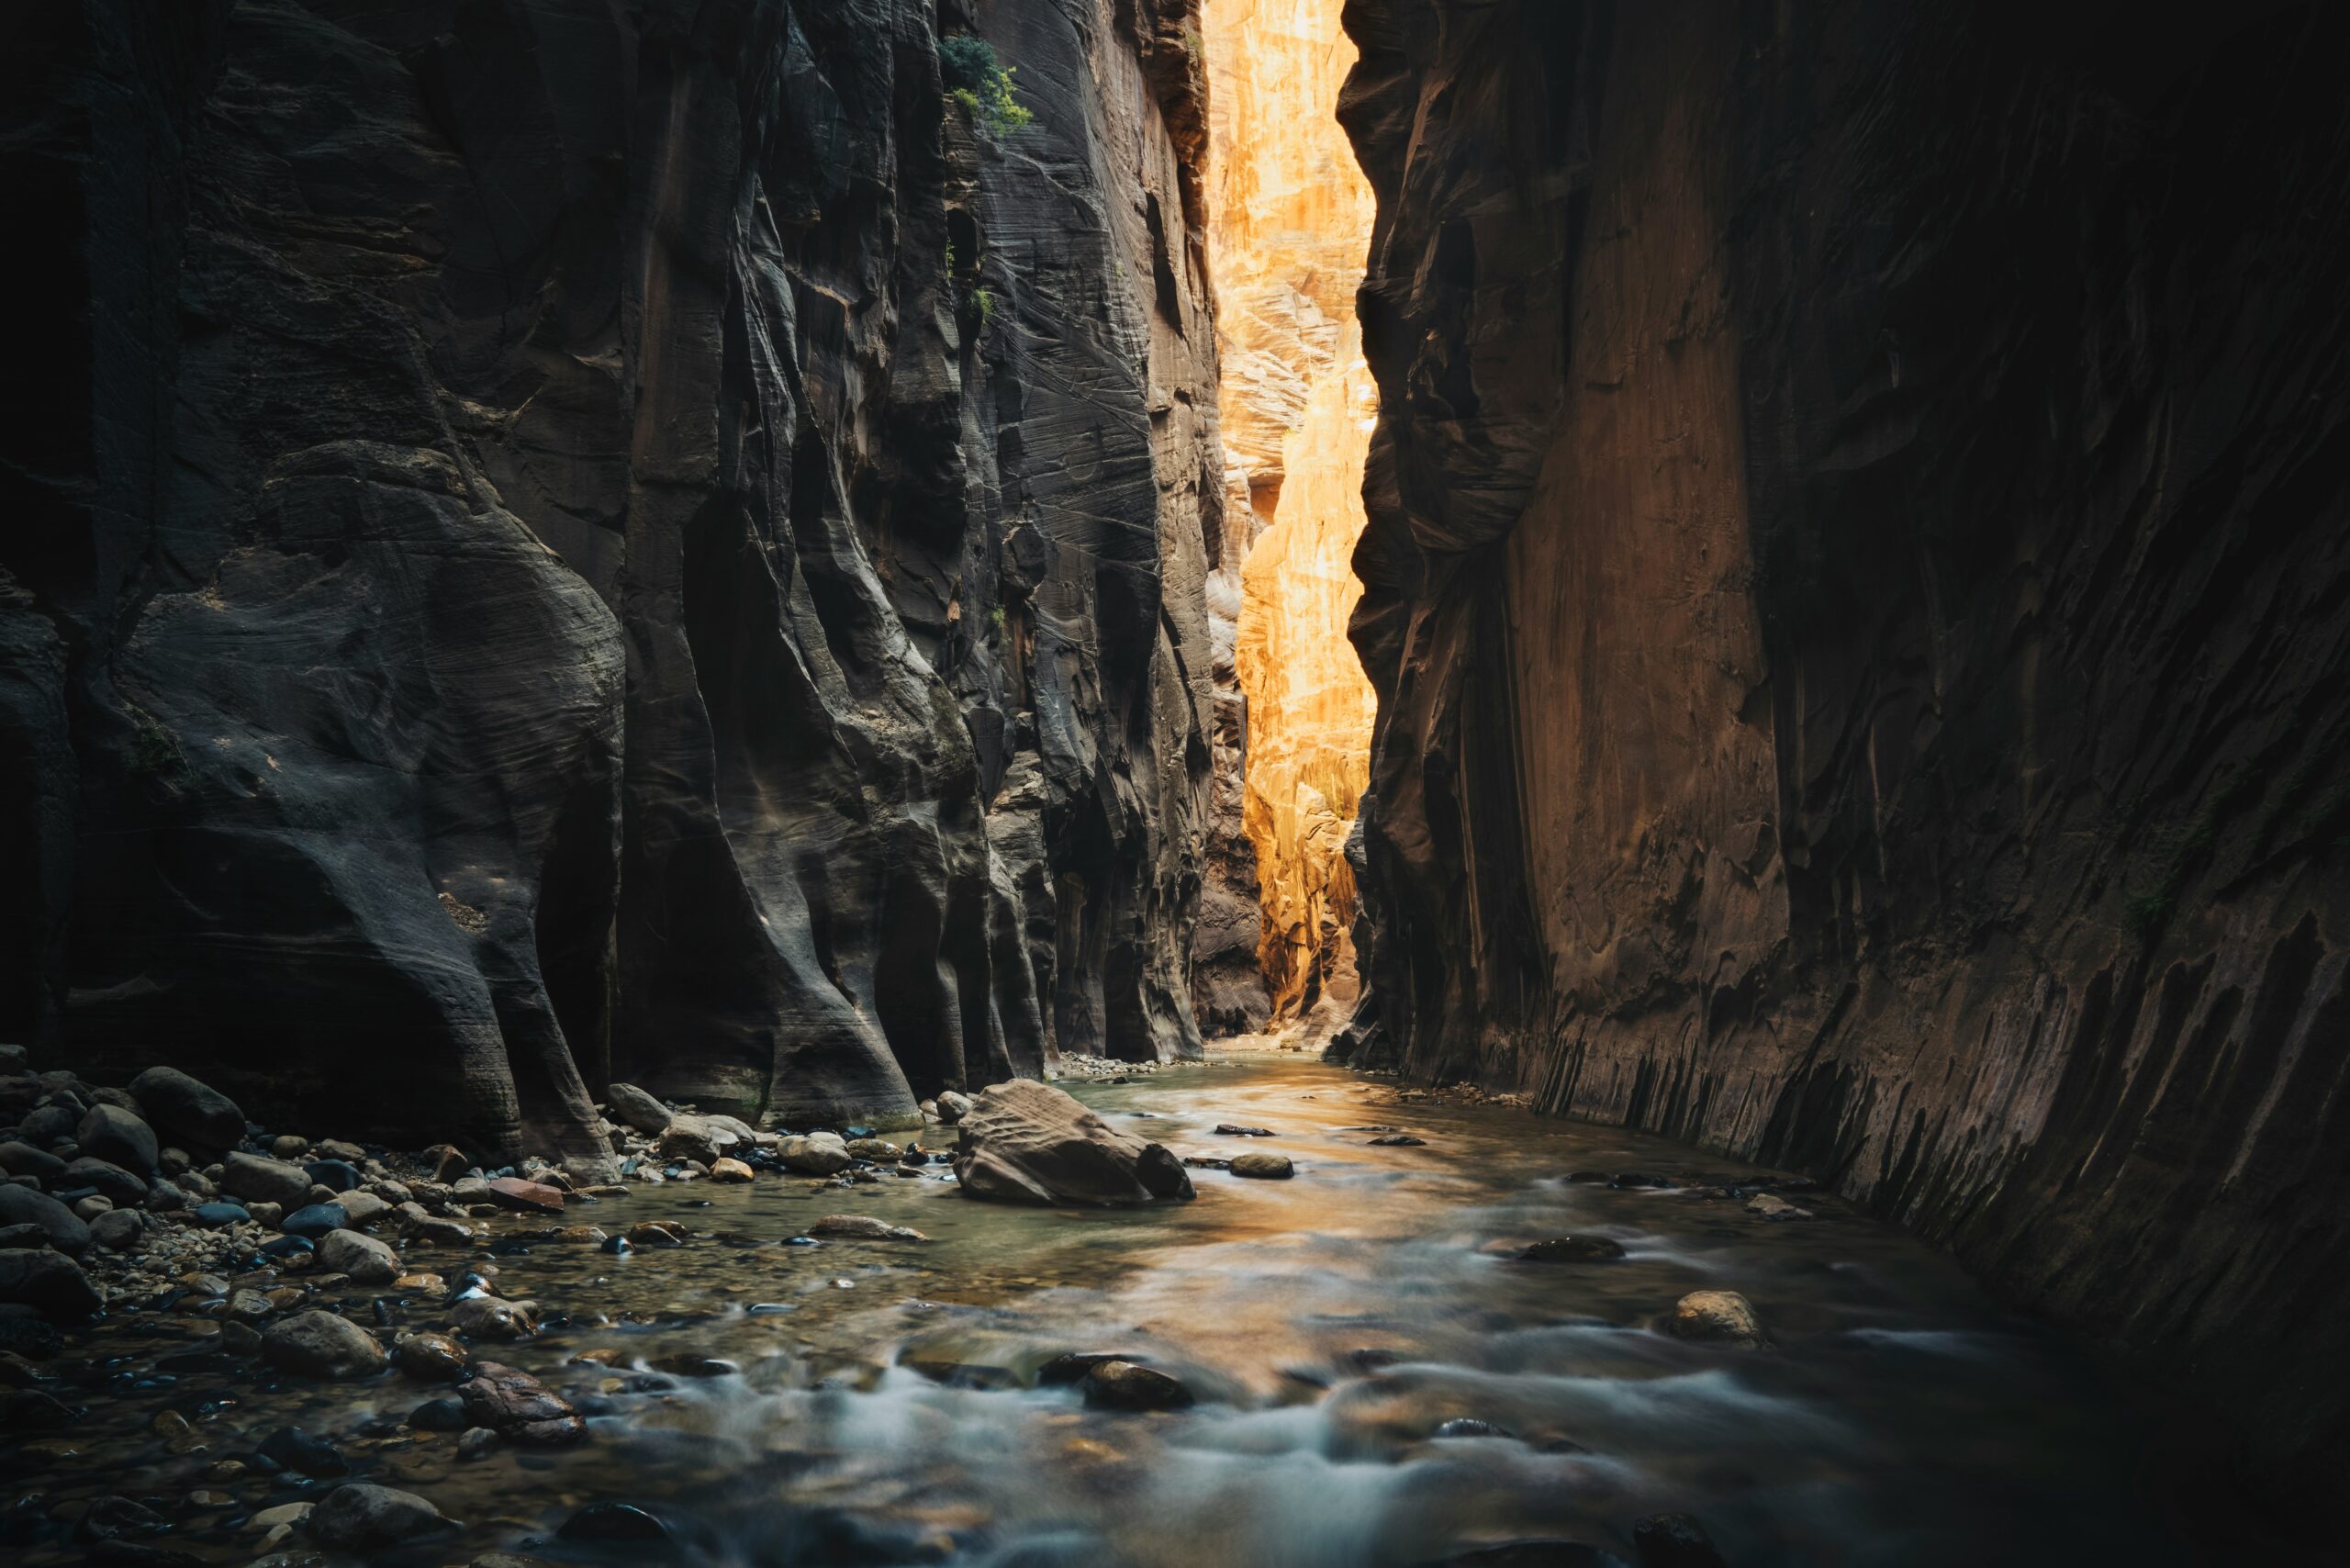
[{"left": 1205, "top": 0, "right": 1378, "bottom": 1035}]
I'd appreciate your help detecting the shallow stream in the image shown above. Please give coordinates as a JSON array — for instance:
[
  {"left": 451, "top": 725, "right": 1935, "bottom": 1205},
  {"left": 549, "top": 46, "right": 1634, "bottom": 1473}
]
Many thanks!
[{"left": 11, "top": 1058, "right": 2190, "bottom": 1566}]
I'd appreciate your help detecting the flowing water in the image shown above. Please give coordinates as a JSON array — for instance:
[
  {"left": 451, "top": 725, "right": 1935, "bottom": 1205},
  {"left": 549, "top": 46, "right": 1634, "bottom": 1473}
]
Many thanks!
[{"left": 10, "top": 1058, "right": 2192, "bottom": 1567}]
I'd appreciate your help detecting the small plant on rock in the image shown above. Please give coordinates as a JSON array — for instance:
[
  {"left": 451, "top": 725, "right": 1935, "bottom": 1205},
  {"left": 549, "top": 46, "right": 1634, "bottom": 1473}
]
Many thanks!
[{"left": 938, "top": 34, "right": 1034, "bottom": 138}]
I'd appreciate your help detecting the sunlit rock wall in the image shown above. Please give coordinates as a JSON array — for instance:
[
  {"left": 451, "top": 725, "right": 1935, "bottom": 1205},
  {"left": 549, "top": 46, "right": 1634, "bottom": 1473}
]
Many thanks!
[
  {"left": 1, "top": 0, "right": 1217, "bottom": 1149},
  {"left": 1339, "top": 0, "right": 2350, "bottom": 1500},
  {"left": 1201, "top": 0, "right": 1377, "bottom": 1036}
]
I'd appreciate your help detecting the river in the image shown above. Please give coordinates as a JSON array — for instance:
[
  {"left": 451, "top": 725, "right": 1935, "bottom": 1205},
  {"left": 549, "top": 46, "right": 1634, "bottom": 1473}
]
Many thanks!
[{"left": 10, "top": 1057, "right": 2190, "bottom": 1567}]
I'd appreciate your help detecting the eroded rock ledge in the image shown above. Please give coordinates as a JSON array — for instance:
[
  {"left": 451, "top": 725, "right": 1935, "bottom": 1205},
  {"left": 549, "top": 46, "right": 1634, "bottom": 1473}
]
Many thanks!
[
  {"left": 0, "top": 0, "right": 1218, "bottom": 1150},
  {"left": 1336, "top": 0, "right": 2350, "bottom": 1492}
]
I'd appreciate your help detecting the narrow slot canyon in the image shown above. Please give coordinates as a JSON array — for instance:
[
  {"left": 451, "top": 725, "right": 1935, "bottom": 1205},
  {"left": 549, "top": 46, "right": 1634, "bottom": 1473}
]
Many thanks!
[
  {"left": 1193, "top": 0, "right": 1379, "bottom": 1046},
  {"left": 3, "top": 2, "right": 2347, "bottom": 1562}
]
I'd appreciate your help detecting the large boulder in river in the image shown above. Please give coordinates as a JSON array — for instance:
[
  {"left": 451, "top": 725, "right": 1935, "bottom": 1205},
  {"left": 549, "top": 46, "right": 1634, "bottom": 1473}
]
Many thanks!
[
  {"left": 778, "top": 1132, "right": 852, "bottom": 1176},
  {"left": 952, "top": 1081, "right": 1193, "bottom": 1206},
  {"left": 1663, "top": 1291, "right": 1764, "bottom": 1349},
  {"left": 0, "top": 1185, "right": 91, "bottom": 1256},
  {"left": 129, "top": 1067, "right": 246, "bottom": 1152}
]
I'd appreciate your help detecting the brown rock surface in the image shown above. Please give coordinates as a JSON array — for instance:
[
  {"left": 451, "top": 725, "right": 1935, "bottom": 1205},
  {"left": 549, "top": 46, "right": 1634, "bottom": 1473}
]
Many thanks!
[
  {"left": 953, "top": 1079, "right": 1194, "bottom": 1206},
  {"left": 1337, "top": 0, "right": 2350, "bottom": 1495}
]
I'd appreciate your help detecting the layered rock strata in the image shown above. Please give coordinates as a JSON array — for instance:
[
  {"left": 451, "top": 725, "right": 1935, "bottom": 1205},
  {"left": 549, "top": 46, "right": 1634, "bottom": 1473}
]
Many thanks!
[
  {"left": 1338, "top": 0, "right": 2350, "bottom": 1491},
  {"left": 0, "top": 0, "right": 1217, "bottom": 1152}
]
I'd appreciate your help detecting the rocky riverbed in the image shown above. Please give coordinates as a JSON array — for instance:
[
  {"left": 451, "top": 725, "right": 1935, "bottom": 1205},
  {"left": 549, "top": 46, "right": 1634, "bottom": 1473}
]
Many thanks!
[{"left": 3, "top": 1056, "right": 2199, "bottom": 1566}]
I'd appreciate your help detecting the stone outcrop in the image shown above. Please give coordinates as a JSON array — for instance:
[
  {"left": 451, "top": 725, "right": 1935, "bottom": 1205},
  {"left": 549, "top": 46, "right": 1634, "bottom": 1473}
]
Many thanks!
[
  {"left": 1337, "top": 0, "right": 2350, "bottom": 1495},
  {"left": 1, "top": 0, "right": 1217, "bottom": 1150}
]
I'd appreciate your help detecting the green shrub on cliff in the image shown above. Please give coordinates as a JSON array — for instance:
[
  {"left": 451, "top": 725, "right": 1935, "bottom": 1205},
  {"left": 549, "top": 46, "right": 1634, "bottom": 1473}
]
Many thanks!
[{"left": 938, "top": 35, "right": 1033, "bottom": 138}]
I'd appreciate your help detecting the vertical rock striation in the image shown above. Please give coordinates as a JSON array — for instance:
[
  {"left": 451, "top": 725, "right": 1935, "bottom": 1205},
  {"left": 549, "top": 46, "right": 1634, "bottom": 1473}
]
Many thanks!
[
  {"left": 1340, "top": 0, "right": 2350, "bottom": 1490},
  {"left": 0, "top": 0, "right": 1215, "bottom": 1152}
]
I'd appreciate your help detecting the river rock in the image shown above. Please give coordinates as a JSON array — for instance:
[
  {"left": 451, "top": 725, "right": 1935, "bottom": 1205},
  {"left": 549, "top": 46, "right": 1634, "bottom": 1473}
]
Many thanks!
[
  {"left": 0, "top": 1222, "right": 49, "bottom": 1249},
  {"left": 778, "top": 1132, "right": 853, "bottom": 1176},
  {"left": 845, "top": 1137, "right": 903, "bottom": 1161},
  {"left": 0, "top": 1185, "right": 90, "bottom": 1255},
  {"left": 952, "top": 1080, "right": 1194, "bottom": 1206},
  {"left": 263, "top": 1310, "right": 388, "bottom": 1378},
  {"left": 603, "top": 1083, "right": 673, "bottom": 1136},
  {"left": 191, "top": 1202, "right": 249, "bottom": 1228},
  {"left": 303, "top": 1159, "right": 361, "bottom": 1193},
  {"left": 422, "top": 1145, "right": 471, "bottom": 1183},
  {"left": 74, "top": 1104, "right": 158, "bottom": 1174},
  {"left": 1664, "top": 1291, "right": 1763, "bottom": 1348},
  {"left": 90, "top": 1208, "right": 146, "bottom": 1250},
  {"left": 709, "top": 1158, "right": 754, "bottom": 1182},
  {"left": 281, "top": 1202, "right": 347, "bottom": 1239},
  {"left": 1630, "top": 1513, "right": 1728, "bottom": 1568},
  {"left": 260, "top": 1426, "right": 347, "bottom": 1478},
  {"left": 450, "top": 1294, "right": 535, "bottom": 1340},
  {"left": 807, "top": 1215, "right": 926, "bottom": 1241},
  {"left": 1518, "top": 1237, "right": 1627, "bottom": 1263},
  {"left": 1080, "top": 1359, "right": 1194, "bottom": 1411},
  {"left": 624, "top": 1220, "right": 687, "bottom": 1248},
  {"left": 656, "top": 1118, "right": 722, "bottom": 1165},
  {"left": 0, "top": 1249, "right": 102, "bottom": 1317},
  {"left": 318, "top": 1228, "right": 400, "bottom": 1285},
  {"left": 935, "top": 1091, "right": 973, "bottom": 1124},
  {"left": 486, "top": 1176, "right": 565, "bottom": 1214},
  {"left": 62, "top": 1156, "right": 147, "bottom": 1206},
  {"left": 223, "top": 1152, "right": 317, "bottom": 1209},
  {"left": 304, "top": 1484, "right": 450, "bottom": 1550},
  {"left": 336, "top": 1190, "right": 390, "bottom": 1226},
  {"left": 394, "top": 1331, "right": 470, "bottom": 1382},
  {"left": 0, "top": 1141, "right": 66, "bottom": 1181},
  {"left": 128, "top": 1068, "right": 245, "bottom": 1152},
  {"left": 457, "top": 1361, "right": 587, "bottom": 1443},
  {"left": 560, "top": 1502, "right": 673, "bottom": 1545},
  {"left": 1746, "top": 1193, "right": 1811, "bottom": 1221},
  {"left": 1228, "top": 1152, "right": 1295, "bottom": 1180}
]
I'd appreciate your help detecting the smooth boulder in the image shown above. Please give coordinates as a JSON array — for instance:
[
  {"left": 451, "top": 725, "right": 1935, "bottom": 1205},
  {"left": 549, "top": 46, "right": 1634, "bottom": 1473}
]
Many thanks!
[
  {"left": 0, "top": 1249, "right": 102, "bottom": 1317},
  {"left": 74, "top": 1104, "right": 158, "bottom": 1174},
  {"left": 951, "top": 1080, "right": 1193, "bottom": 1206},
  {"left": 456, "top": 1361, "right": 586, "bottom": 1444},
  {"left": 62, "top": 1157, "right": 146, "bottom": 1207},
  {"left": 263, "top": 1310, "right": 388, "bottom": 1379},
  {"left": 778, "top": 1132, "right": 853, "bottom": 1176},
  {"left": 1229, "top": 1152, "right": 1294, "bottom": 1180},
  {"left": 318, "top": 1228, "right": 400, "bottom": 1286},
  {"left": 222, "top": 1152, "right": 317, "bottom": 1210},
  {"left": 305, "top": 1484, "right": 450, "bottom": 1550},
  {"left": 603, "top": 1082, "right": 673, "bottom": 1136},
  {"left": 129, "top": 1067, "right": 246, "bottom": 1151},
  {"left": 0, "top": 1185, "right": 91, "bottom": 1256}
]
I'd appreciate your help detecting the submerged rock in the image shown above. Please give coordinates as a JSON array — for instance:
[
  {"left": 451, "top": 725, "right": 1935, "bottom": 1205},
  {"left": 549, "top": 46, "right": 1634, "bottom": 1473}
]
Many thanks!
[
  {"left": 304, "top": 1484, "right": 451, "bottom": 1550},
  {"left": 1663, "top": 1291, "right": 1763, "bottom": 1349},
  {"left": 953, "top": 1080, "right": 1193, "bottom": 1206},
  {"left": 1630, "top": 1512, "right": 1729, "bottom": 1568},
  {"left": 1228, "top": 1152, "right": 1294, "bottom": 1180},
  {"left": 263, "top": 1310, "right": 388, "bottom": 1378},
  {"left": 1080, "top": 1359, "right": 1194, "bottom": 1411},
  {"left": 1517, "top": 1237, "right": 1626, "bottom": 1263},
  {"left": 806, "top": 1215, "right": 926, "bottom": 1241}
]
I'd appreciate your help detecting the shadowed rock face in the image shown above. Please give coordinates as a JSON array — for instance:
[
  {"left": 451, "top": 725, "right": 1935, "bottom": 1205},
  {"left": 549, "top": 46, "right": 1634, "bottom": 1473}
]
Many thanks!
[
  {"left": 0, "top": 0, "right": 1215, "bottom": 1151},
  {"left": 1338, "top": 0, "right": 2350, "bottom": 1493}
]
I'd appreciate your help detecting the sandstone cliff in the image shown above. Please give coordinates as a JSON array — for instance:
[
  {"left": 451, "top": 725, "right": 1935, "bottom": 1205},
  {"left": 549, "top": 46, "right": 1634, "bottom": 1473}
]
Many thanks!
[
  {"left": 0, "top": 0, "right": 1217, "bottom": 1156},
  {"left": 1339, "top": 0, "right": 2350, "bottom": 1492}
]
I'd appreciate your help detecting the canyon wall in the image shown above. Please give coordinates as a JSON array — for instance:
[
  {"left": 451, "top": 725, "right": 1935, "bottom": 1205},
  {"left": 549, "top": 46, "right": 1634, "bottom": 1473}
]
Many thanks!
[
  {"left": 1339, "top": 0, "right": 2350, "bottom": 1491},
  {"left": 1196, "top": 0, "right": 1376, "bottom": 1038},
  {"left": 0, "top": 0, "right": 1218, "bottom": 1158}
]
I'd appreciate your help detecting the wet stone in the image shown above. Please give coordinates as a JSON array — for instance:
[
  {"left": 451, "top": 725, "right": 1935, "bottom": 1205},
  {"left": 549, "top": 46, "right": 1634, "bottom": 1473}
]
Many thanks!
[
  {"left": 1517, "top": 1237, "right": 1627, "bottom": 1263},
  {"left": 259, "top": 1426, "right": 347, "bottom": 1478},
  {"left": 1631, "top": 1512, "right": 1729, "bottom": 1568},
  {"left": 1080, "top": 1360, "right": 1194, "bottom": 1411},
  {"left": 1229, "top": 1153, "right": 1295, "bottom": 1180}
]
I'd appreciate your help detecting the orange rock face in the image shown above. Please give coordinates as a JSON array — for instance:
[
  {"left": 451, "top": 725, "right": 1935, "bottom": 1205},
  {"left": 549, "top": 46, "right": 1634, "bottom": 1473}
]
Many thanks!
[{"left": 1206, "top": 0, "right": 1378, "bottom": 1033}]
